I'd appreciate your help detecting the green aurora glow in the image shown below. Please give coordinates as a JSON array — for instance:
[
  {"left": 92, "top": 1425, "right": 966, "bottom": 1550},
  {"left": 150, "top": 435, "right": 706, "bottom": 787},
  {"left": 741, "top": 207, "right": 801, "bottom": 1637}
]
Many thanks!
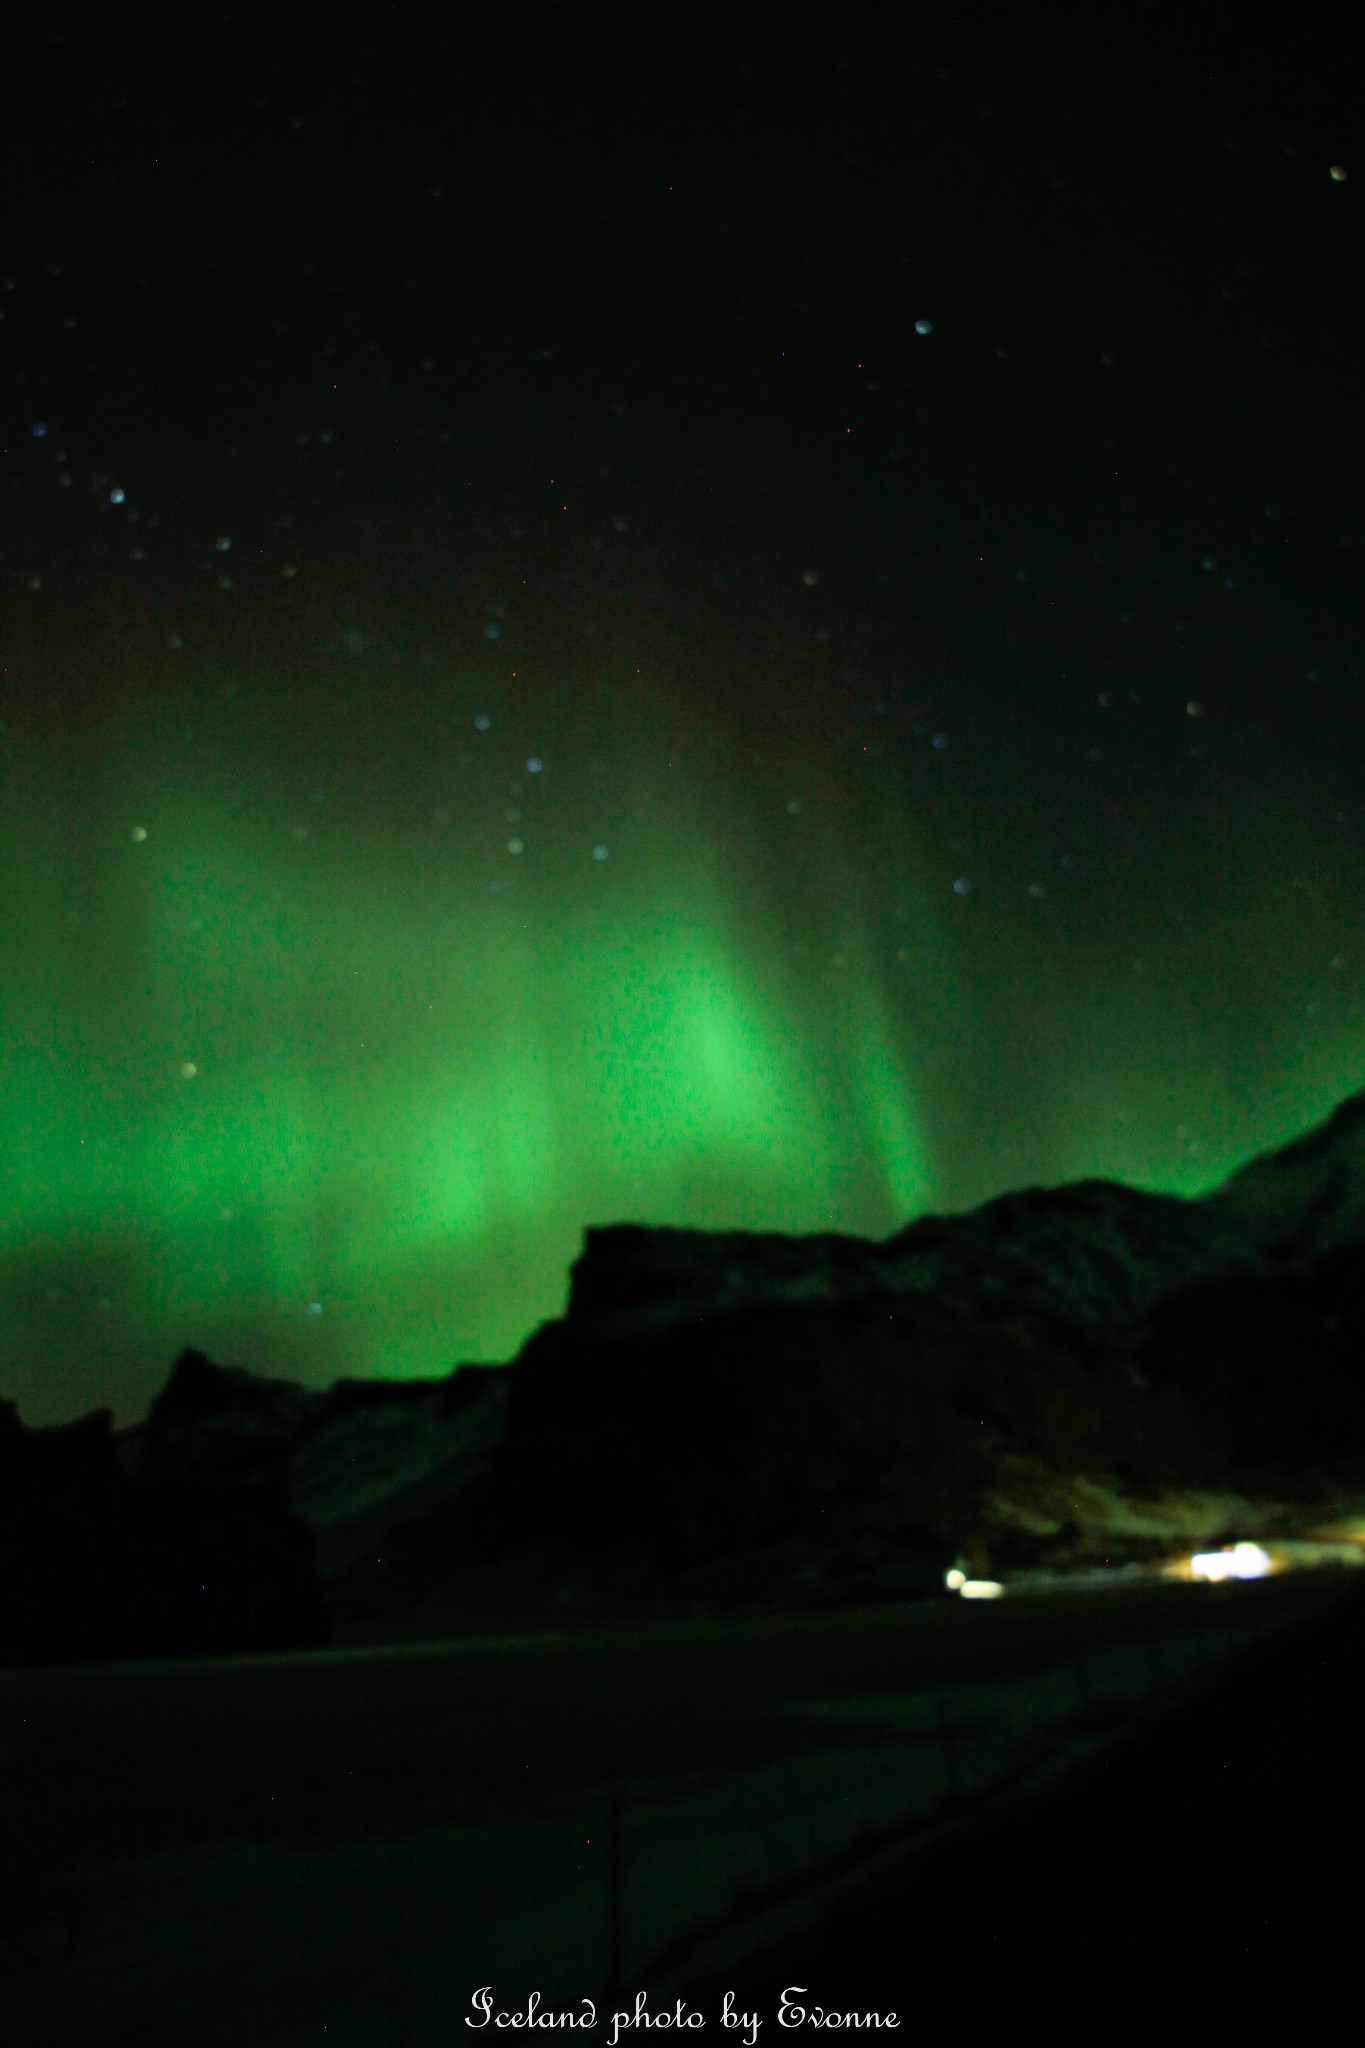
[
  {"left": 3, "top": 628, "right": 1361, "bottom": 1426},
  {"left": 3, "top": 19, "right": 1361, "bottom": 1426}
]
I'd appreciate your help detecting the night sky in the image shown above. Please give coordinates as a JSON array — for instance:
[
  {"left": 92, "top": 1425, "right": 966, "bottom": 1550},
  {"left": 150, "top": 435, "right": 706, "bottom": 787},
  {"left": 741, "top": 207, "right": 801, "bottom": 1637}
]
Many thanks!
[{"left": 2, "top": 9, "right": 1360, "bottom": 1425}]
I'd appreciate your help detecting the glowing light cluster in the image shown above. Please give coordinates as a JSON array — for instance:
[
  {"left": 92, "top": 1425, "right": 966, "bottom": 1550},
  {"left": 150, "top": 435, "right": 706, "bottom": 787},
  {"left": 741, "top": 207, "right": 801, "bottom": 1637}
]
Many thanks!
[
  {"left": 945, "top": 1567, "right": 1005, "bottom": 1599},
  {"left": 1188, "top": 1542, "right": 1273, "bottom": 1582}
]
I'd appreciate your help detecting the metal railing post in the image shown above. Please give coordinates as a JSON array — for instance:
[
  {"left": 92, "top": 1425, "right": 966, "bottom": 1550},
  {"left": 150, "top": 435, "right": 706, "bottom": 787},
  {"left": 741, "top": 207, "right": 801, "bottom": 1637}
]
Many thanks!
[{"left": 605, "top": 1788, "right": 624, "bottom": 2003}]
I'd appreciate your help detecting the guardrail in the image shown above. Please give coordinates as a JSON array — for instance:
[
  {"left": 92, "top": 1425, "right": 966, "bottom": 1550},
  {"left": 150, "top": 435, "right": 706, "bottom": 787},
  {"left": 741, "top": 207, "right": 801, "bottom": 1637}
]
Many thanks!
[
  {"left": 586, "top": 1580, "right": 1346, "bottom": 2001},
  {"left": 8, "top": 1573, "right": 1353, "bottom": 2048},
  {"left": 335, "top": 1577, "right": 1353, "bottom": 2041}
]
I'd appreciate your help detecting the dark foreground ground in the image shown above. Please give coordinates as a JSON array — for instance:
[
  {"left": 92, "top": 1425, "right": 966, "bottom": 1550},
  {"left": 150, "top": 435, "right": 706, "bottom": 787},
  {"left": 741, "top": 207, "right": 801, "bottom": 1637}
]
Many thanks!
[
  {"left": 0, "top": 1571, "right": 1358, "bottom": 2042},
  {"left": 680, "top": 1576, "right": 1365, "bottom": 2031}
]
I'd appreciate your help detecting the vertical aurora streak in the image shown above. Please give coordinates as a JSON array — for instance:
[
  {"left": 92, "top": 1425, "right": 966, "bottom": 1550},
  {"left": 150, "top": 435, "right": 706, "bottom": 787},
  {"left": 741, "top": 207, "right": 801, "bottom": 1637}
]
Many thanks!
[
  {"left": 3, "top": 619, "right": 1360, "bottom": 1427},
  {"left": 1, "top": 15, "right": 1361, "bottom": 1425}
]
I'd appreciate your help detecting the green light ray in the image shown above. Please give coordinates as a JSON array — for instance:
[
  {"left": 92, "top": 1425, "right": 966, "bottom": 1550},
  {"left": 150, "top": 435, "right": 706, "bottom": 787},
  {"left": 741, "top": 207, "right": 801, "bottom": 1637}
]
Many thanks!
[{"left": 2, "top": 660, "right": 1363, "bottom": 1424}]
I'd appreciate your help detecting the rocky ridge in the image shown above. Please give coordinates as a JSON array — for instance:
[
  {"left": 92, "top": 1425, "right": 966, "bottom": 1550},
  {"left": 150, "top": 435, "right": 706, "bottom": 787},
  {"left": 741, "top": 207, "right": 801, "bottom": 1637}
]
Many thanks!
[{"left": 5, "top": 1088, "right": 1365, "bottom": 1660}]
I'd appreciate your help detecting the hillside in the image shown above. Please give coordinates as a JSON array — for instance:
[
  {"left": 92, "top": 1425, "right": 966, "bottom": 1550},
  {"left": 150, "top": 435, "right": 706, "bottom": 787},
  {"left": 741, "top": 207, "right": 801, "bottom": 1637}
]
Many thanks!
[{"left": 5, "top": 1089, "right": 1365, "bottom": 1660}]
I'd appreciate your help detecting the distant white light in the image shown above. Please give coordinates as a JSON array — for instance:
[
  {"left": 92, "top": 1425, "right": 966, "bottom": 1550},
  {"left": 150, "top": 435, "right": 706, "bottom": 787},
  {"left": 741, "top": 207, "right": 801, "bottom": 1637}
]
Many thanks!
[
  {"left": 130, "top": 825, "right": 148, "bottom": 842},
  {"left": 953, "top": 876, "right": 972, "bottom": 894},
  {"left": 215, "top": 535, "right": 231, "bottom": 552},
  {"left": 1190, "top": 1541, "right": 1272, "bottom": 1582},
  {"left": 307, "top": 1301, "right": 324, "bottom": 1317},
  {"left": 474, "top": 714, "right": 491, "bottom": 731},
  {"left": 507, "top": 838, "right": 524, "bottom": 854},
  {"left": 180, "top": 1061, "right": 197, "bottom": 1079},
  {"left": 945, "top": 1567, "right": 966, "bottom": 1591},
  {"left": 1186, "top": 700, "right": 1204, "bottom": 718},
  {"left": 592, "top": 843, "right": 610, "bottom": 861},
  {"left": 31, "top": 422, "right": 47, "bottom": 437},
  {"left": 915, "top": 318, "right": 934, "bottom": 335},
  {"left": 959, "top": 1579, "right": 1005, "bottom": 1600},
  {"left": 802, "top": 568, "right": 821, "bottom": 586},
  {"left": 109, "top": 487, "right": 125, "bottom": 505},
  {"left": 526, "top": 755, "right": 544, "bottom": 773}
]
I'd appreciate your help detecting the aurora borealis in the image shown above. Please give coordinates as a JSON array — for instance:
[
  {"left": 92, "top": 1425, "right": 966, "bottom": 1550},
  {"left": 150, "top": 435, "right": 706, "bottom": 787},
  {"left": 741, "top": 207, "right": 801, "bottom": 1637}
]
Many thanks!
[{"left": 2, "top": 12, "right": 1360, "bottom": 1423}]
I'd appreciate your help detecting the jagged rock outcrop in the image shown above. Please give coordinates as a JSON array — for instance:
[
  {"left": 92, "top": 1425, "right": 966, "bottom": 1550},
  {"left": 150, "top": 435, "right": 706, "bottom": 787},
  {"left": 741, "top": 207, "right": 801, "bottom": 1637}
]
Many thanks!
[
  {"left": 484, "top": 1227, "right": 1365, "bottom": 1602},
  {"left": 1133, "top": 1240, "right": 1365, "bottom": 1484},
  {"left": 1, "top": 1346, "right": 511, "bottom": 1666},
  {"left": 0, "top": 1389, "right": 329, "bottom": 1668},
  {"left": 559, "top": 1091, "right": 1365, "bottom": 1356},
  {"left": 8, "top": 1086, "right": 1365, "bottom": 1654},
  {"left": 475, "top": 1092, "right": 1365, "bottom": 1603}
]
